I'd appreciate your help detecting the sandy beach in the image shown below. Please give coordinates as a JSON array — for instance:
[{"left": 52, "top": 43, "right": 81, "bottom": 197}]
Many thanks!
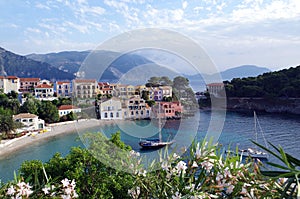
[{"left": 0, "top": 119, "right": 116, "bottom": 158}]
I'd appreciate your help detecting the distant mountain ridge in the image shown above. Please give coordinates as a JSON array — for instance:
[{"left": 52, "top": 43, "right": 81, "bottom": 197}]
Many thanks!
[
  {"left": 0, "top": 47, "right": 75, "bottom": 80},
  {"left": 186, "top": 65, "right": 271, "bottom": 82},
  {"left": 27, "top": 50, "right": 157, "bottom": 81},
  {"left": 26, "top": 51, "right": 271, "bottom": 83}
]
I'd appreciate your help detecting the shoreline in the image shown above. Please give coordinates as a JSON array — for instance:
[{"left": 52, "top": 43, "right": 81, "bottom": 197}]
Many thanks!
[{"left": 0, "top": 119, "right": 116, "bottom": 158}]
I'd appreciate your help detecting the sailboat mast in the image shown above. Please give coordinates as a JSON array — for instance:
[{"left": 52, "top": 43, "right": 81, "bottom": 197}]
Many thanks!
[
  {"left": 158, "top": 102, "right": 162, "bottom": 142},
  {"left": 254, "top": 111, "right": 258, "bottom": 151}
]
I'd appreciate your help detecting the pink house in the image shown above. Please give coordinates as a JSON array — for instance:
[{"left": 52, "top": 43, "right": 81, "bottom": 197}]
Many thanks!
[{"left": 153, "top": 102, "right": 183, "bottom": 119}]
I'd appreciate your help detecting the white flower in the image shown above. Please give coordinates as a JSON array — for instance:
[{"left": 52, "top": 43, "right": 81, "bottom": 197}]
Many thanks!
[
  {"left": 6, "top": 185, "right": 15, "bottom": 195},
  {"left": 137, "top": 169, "right": 147, "bottom": 177},
  {"left": 70, "top": 179, "right": 76, "bottom": 188},
  {"left": 172, "top": 191, "right": 181, "bottom": 199},
  {"left": 191, "top": 161, "right": 198, "bottom": 168},
  {"left": 175, "top": 161, "right": 187, "bottom": 174},
  {"left": 128, "top": 187, "right": 140, "bottom": 199},
  {"left": 200, "top": 161, "right": 213, "bottom": 172},
  {"left": 173, "top": 153, "right": 180, "bottom": 160},
  {"left": 42, "top": 186, "right": 51, "bottom": 195},
  {"left": 226, "top": 184, "right": 235, "bottom": 194},
  {"left": 195, "top": 143, "right": 202, "bottom": 159},
  {"left": 161, "top": 161, "right": 169, "bottom": 171},
  {"left": 61, "top": 178, "right": 70, "bottom": 187},
  {"left": 223, "top": 167, "right": 232, "bottom": 178},
  {"left": 64, "top": 187, "right": 73, "bottom": 195},
  {"left": 61, "top": 194, "right": 72, "bottom": 199},
  {"left": 216, "top": 173, "right": 224, "bottom": 182}
]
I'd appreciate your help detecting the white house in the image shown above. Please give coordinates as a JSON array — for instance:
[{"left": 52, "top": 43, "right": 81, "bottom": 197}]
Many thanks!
[
  {"left": 123, "top": 96, "right": 151, "bottom": 119},
  {"left": 58, "top": 105, "right": 81, "bottom": 117},
  {"left": 206, "top": 83, "right": 225, "bottom": 97},
  {"left": 0, "top": 76, "right": 20, "bottom": 94},
  {"left": 13, "top": 113, "right": 45, "bottom": 131},
  {"left": 99, "top": 97, "right": 123, "bottom": 120},
  {"left": 34, "top": 82, "right": 54, "bottom": 98}
]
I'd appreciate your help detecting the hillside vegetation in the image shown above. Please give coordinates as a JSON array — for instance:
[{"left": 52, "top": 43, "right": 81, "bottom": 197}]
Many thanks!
[{"left": 224, "top": 65, "right": 300, "bottom": 98}]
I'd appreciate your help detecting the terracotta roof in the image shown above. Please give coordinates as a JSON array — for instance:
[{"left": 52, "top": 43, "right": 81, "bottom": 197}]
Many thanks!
[
  {"left": 7, "top": 76, "right": 18, "bottom": 79},
  {"left": 0, "top": 76, "right": 19, "bottom": 79},
  {"left": 13, "top": 113, "right": 38, "bottom": 119},
  {"left": 57, "top": 81, "right": 70, "bottom": 84},
  {"left": 98, "top": 82, "right": 109, "bottom": 86},
  {"left": 74, "top": 79, "right": 96, "bottom": 83},
  {"left": 20, "top": 78, "right": 40, "bottom": 82},
  {"left": 35, "top": 84, "right": 53, "bottom": 88},
  {"left": 58, "top": 105, "right": 80, "bottom": 110}
]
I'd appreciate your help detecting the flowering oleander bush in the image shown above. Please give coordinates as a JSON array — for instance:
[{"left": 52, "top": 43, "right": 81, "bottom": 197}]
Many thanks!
[
  {"left": 129, "top": 140, "right": 280, "bottom": 198},
  {"left": 0, "top": 132, "right": 299, "bottom": 198},
  {"left": 2, "top": 176, "right": 78, "bottom": 199}
]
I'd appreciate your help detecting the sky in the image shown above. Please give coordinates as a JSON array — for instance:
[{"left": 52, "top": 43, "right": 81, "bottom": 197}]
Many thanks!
[{"left": 0, "top": 0, "right": 300, "bottom": 71}]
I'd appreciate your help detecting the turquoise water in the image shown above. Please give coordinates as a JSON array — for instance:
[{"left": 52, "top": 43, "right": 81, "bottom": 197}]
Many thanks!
[{"left": 0, "top": 110, "right": 299, "bottom": 182}]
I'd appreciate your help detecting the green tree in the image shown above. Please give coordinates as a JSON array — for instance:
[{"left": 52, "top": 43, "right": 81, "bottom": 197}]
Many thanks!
[
  {"left": 0, "top": 107, "right": 17, "bottom": 138},
  {"left": 173, "top": 76, "right": 189, "bottom": 89},
  {"left": 17, "top": 132, "right": 135, "bottom": 198},
  {"left": 38, "top": 101, "right": 59, "bottom": 123},
  {"left": 141, "top": 90, "right": 149, "bottom": 101},
  {"left": 20, "top": 97, "right": 40, "bottom": 115}
]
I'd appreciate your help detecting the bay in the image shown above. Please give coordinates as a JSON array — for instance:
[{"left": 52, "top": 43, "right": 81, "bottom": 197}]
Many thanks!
[{"left": 0, "top": 110, "right": 299, "bottom": 183}]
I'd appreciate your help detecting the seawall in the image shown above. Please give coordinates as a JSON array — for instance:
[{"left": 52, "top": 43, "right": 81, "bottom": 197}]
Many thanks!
[{"left": 226, "top": 97, "right": 300, "bottom": 115}]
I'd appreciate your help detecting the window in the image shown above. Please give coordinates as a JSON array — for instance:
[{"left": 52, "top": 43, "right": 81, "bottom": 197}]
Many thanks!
[
  {"left": 110, "top": 112, "right": 113, "bottom": 118},
  {"left": 104, "top": 113, "right": 108, "bottom": 118},
  {"left": 116, "top": 112, "right": 119, "bottom": 117},
  {"left": 29, "top": 119, "right": 33, "bottom": 122}
]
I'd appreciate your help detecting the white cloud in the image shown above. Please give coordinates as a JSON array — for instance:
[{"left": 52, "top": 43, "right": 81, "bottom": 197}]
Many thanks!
[
  {"left": 25, "top": 28, "right": 41, "bottom": 34},
  {"left": 182, "top": 1, "right": 188, "bottom": 10},
  {"left": 35, "top": 2, "right": 51, "bottom": 10},
  {"left": 172, "top": 9, "right": 184, "bottom": 21},
  {"left": 64, "top": 21, "right": 89, "bottom": 34}
]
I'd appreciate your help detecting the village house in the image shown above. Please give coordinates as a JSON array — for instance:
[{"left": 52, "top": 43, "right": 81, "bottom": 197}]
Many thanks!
[
  {"left": 56, "top": 81, "right": 71, "bottom": 97},
  {"left": 98, "top": 97, "right": 123, "bottom": 120},
  {"left": 114, "top": 84, "right": 136, "bottom": 99},
  {"left": 72, "top": 79, "right": 97, "bottom": 99},
  {"left": 160, "top": 86, "right": 172, "bottom": 98},
  {"left": 13, "top": 113, "right": 45, "bottom": 131},
  {"left": 58, "top": 105, "right": 81, "bottom": 117},
  {"left": 19, "top": 77, "right": 40, "bottom": 94},
  {"left": 34, "top": 80, "right": 54, "bottom": 99},
  {"left": 146, "top": 86, "right": 173, "bottom": 101},
  {"left": 97, "top": 82, "right": 113, "bottom": 96},
  {"left": 123, "top": 96, "right": 151, "bottom": 119},
  {"left": 152, "top": 101, "right": 183, "bottom": 119},
  {"left": 206, "top": 83, "right": 225, "bottom": 97},
  {"left": 0, "top": 76, "right": 20, "bottom": 94}
]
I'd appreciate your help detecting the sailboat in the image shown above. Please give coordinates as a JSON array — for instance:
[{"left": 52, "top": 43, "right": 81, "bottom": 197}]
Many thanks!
[
  {"left": 227, "top": 111, "right": 269, "bottom": 160},
  {"left": 139, "top": 102, "right": 174, "bottom": 149}
]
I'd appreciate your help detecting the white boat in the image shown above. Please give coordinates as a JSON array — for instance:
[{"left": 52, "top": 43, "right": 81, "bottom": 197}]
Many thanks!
[{"left": 226, "top": 111, "right": 269, "bottom": 160}]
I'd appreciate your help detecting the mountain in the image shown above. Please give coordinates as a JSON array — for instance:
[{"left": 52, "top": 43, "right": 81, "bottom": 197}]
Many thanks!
[
  {"left": 26, "top": 51, "right": 90, "bottom": 74},
  {"left": 0, "top": 47, "right": 75, "bottom": 80},
  {"left": 27, "top": 50, "right": 157, "bottom": 81},
  {"left": 220, "top": 65, "right": 271, "bottom": 80},
  {"left": 186, "top": 65, "right": 271, "bottom": 82}
]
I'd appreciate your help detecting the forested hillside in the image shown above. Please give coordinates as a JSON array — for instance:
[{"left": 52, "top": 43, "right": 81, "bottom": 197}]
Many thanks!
[{"left": 224, "top": 65, "right": 300, "bottom": 98}]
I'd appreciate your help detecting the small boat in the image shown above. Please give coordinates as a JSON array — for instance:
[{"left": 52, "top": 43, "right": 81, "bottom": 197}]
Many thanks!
[
  {"left": 139, "top": 102, "right": 174, "bottom": 150},
  {"left": 226, "top": 148, "right": 268, "bottom": 160},
  {"left": 226, "top": 111, "right": 269, "bottom": 160},
  {"left": 139, "top": 138, "right": 174, "bottom": 149}
]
